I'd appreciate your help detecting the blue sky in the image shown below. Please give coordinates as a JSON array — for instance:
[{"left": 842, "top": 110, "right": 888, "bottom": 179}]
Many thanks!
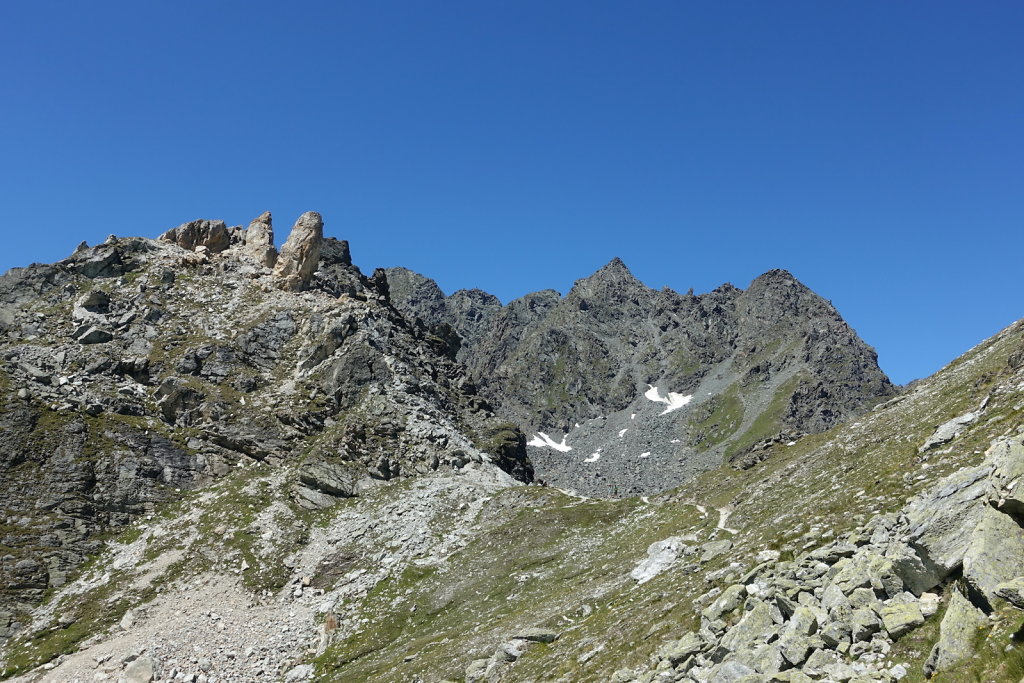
[{"left": 2, "top": 2, "right": 1021, "bottom": 384}]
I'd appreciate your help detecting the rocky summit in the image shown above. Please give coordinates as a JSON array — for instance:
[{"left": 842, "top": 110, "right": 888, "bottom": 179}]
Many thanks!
[
  {"left": 387, "top": 260, "right": 895, "bottom": 496},
  {"left": 1, "top": 212, "right": 1023, "bottom": 683}
]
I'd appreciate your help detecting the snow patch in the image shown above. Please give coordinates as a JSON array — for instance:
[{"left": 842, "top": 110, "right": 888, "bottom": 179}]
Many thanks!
[
  {"left": 644, "top": 384, "right": 693, "bottom": 414},
  {"left": 527, "top": 432, "right": 572, "bottom": 452},
  {"left": 618, "top": 428, "right": 628, "bottom": 438},
  {"left": 639, "top": 452, "right": 651, "bottom": 458},
  {"left": 584, "top": 452, "right": 601, "bottom": 463},
  {"left": 630, "top": 413, "right": 636, "bottom": 420}
]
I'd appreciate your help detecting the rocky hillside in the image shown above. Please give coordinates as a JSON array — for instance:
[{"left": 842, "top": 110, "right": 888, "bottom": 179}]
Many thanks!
[
  {"left": 0, "top": 212, "right": 531, "bottom": 640},
  {"left": 0, "top": 239, "right": 1021, "bottom": 682},
  {"left": 387, "top": 260, "right": 895, "bottom": 495},
  {"left": 2, "top": 213, "right": 1023, "bottom": 683}
]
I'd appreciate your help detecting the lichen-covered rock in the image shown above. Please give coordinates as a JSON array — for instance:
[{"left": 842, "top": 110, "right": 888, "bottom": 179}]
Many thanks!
[
  {"left": 963, "top": 505, "right": 1024, "bottom": 610},
  {"left": 703, "top": 584, "right": 747, "bottom": 621},
  {"left": 879, "top": 601, "right": 924, "bottom": 639},
  {"left": 989, "top": 434, "right": 1024, "bottom": 516},
  {"left": 901, "top": 464, "right": 990, "bottom": 588},
  {"left": 778, "top": 607, "right": 818, "bottom": 665},
  {"left": 659, "top": 631, "right": 704, "bottom": 664},
  {"left": 273, "top": 211, "right": 323, "bottom": 292},
  {"left": 924, "top": 589, "right": 989, "bottom": 676},
  {"left": 719, "top": 602, "right": 776, "bottom": 656}
]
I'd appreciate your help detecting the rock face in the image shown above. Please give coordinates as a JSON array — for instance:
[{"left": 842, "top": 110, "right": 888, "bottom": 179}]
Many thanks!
[
  {"left": 272, "top": 211, "right": 323, "bottom": 291},
  {"left": 388, "top": 262, "right": 895, "bottom": 495},
  {"left": 243, "top": 211, "right": 277, "bottom": 268},
  {"left": 159, "top": 219, "right": 235, "bottom": 254}
]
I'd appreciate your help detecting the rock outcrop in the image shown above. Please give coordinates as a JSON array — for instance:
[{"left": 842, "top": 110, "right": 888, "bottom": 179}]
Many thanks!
[
  {"left": 158, "top": 219, "right": 235, "bottom": 254},
  {"left": 628, "top": 429, "right": 1024, "bottom": 682},
  {"left": 272, "top": 211, "right": 323, "bottom": 292},
  {"left": 243, "top": 210, "right": 277, "bottom": 268}
]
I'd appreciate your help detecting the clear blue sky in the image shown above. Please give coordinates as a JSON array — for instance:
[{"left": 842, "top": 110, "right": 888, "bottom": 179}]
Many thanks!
[{"left": 2, "top": 2, "right": 1021, "bottom": 384}]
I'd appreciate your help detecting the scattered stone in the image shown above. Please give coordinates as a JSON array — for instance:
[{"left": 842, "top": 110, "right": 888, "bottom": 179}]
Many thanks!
[
  {"left": 919, "top": 411, "right": 979, "bottom": 452},
  {"left": 515, "top": 627, "right": 559, "bottom": 643},
  {"left": 701, "top": 539, "right": 734, "bottom": 563},
  {"left": 123, "top": 655, "right": 157, "bottom": 683},
  {"left": 74, "top": 325, "right": 113, "bottom": 344}
]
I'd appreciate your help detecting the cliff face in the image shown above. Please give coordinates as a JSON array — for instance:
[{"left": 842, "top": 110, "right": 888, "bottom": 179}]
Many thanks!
[{"left": 387, "top": 261, "right": 895, "bottom": 495}]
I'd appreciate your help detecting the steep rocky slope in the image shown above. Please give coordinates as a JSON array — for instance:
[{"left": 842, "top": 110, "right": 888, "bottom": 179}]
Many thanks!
[
  {"left": 2, "top": 278, "right": 1022, "bottom": 682},
  {"left": 0, "top": 212, "right": 531, "bottom": 641},
  {"left": 387, "top": 260, "right": 895, "bottom": 495}
]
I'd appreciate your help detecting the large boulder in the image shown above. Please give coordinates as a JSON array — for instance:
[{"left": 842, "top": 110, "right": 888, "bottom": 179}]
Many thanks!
[
  {"left": 159, "top": 219, "right": 232, "bottom": 254},
  {"left": 273, "top": 211, "right": 323, "bottom": 292},
  {"left": 963, "top": 505, "right": 1024, "bottom": 610},
  {"left": 243, "top": 211, "right": 277, "bottom": 268},
  {"left": 989, "top": 435, "right": 1024, "bottom": 516},
  {"left": 918, "top": 411, "right": 979, "bottom": 452},
  {"left": 924, "top": 589, "right": 989, "bottom": 676},
  {"left": 631, "top": 536, "right": 689, "bottom": 584},
  {"left": 902, "top": 464, "right": 991, "bottom": 589}
]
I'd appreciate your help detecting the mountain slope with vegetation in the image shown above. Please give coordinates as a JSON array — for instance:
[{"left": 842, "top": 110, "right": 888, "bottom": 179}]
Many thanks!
[{"left": 0, "top": 213, "right": 1022, "bottom": 682}]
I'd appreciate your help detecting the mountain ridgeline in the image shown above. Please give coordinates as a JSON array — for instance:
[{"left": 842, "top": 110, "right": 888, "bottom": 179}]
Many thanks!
[{"left": 387, "top": 260, "right": 895, "bottom": 495}]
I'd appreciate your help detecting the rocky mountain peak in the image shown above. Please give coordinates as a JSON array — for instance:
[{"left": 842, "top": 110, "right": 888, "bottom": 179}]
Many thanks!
[
  {"left": 387, "top": 260, "right": 896, "bottom": 496},
  {"left": 569, "top": 256, "right": 647, "bottom": 300}
]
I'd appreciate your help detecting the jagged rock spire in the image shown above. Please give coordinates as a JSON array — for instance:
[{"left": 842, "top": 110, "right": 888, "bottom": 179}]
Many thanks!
[
  {"left": 243, "top": 211, "right": 277, "bottom": 269},
  {"left": 272, "top": 211, "right": 323, "bottom": 292}
]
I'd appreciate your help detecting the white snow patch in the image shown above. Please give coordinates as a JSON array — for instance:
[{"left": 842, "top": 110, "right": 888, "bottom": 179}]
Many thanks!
[
  {"left": 644, "top": 385, "right": 693, "bottom": 414},
  {"left": 584, "top": 452, "right": 601, "bottom": 463},
  {"left": 618, "top": 428, "right": 628, "bottom": 438},
  {"left": 630, "top": 413, "right": 636, "bottom": 420},
  {"left": 527, "top": 432, "right": 572, "bottom": 452},
  {"left": 670, "top": 439, "right": 681, "bottom": 444},
  {"left": 639, "top": 451, "right": 651, "bottom": 458}
]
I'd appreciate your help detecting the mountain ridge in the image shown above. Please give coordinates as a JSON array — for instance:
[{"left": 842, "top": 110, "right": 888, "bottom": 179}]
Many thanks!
[{"left": 387, "top": 259, "right": 895, "bottom": 495}]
